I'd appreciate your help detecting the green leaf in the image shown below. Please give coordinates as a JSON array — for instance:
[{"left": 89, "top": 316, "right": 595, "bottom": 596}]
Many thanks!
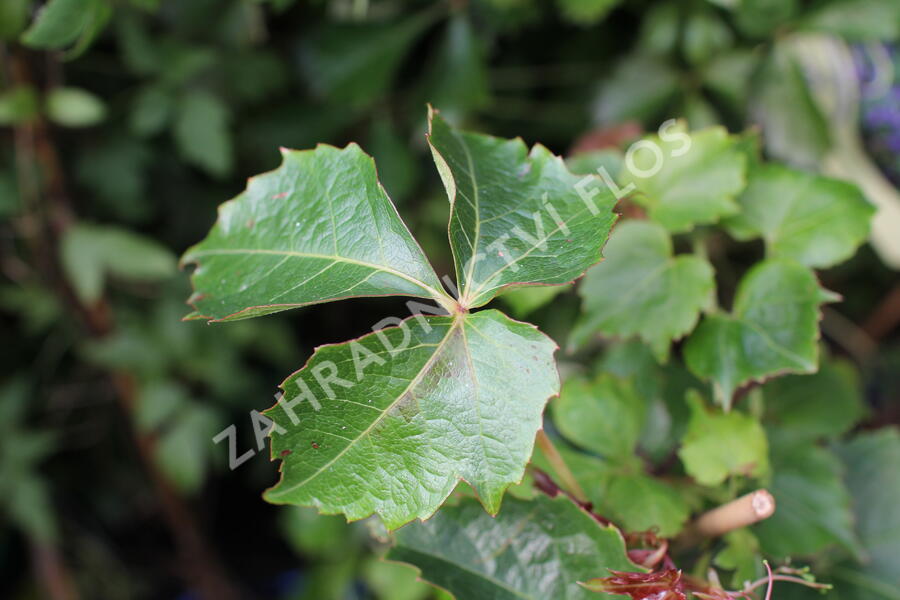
[
  {"left": 45, "top": 87, "right": 107, "bottom": 127},
  {"left": 723, "top": 164, "right": 874, "bottom": 268},
  {"left": 571, "top": 221, "right": 715, "bottom": 360},
  {"left": 0, "top": 85, "right": 39, "bottom": 125},
  {"left": 363, "top": 559, "right": 432, "bottom": 600},
  {"left": 264, "top": 309, "right": 559, "bottom": 529},
  {"left": 552, "top": 373, "right": 646, "bottom": 462},
  {"left": 593, "top": 55, "right": 680, "bottom": 124},
  {"left": 421, "top": 15, "right": 490, "bottom": 116},
  {"left": 428, "top": 109, "right": 617, "bottom": 308},
  {"left": 603, "top": 472, "right": 690, "bottom": 537},
  {"left": 763, "top": 357, "right": 866, "bottom": 442},
  {"left": 714, "top": 529, "right": 763, "bottom": 589},
  {"left": 60, "top": 223, "right": 177, "bottom": 303},
  {"left": 299, "top": 11, "right": 434, "bottom": 108},
  {"left": 0, "top": 0, "right": 29, "bottom": 40},
  {"left": 387, "top": 493, "right": 638, "bottom": 600},
  {"left": 702, "top": 50, "right": 760, "bottom": 117},
  {"left": 799, "top": 0, "right": 900, "bottom": 41},
  {"left": 832, "top": 429, "right": 900, "bottom": 597},
  {"left": 183, "top": 144, "right": 447, "bottom": 322},
  {"left": 684, "top": 259, "right": 836, "bottom": 408},
  {"left": 754, "top": 438, "right": 862, "bottom": 559},
  {"left": 621, "top": 122, "right": 747, "bottom": 233},
  {"left": 683, "top": 8, "right": 733, "bottom": 66},
  {"left": 174, "top": 90, "right": 232, "bottom": 178},
  {"left": 557, "top": 0, "right": 622, "bottom": 25},
  {"left": 750, "top": 43, "right": 830, "bottom": 170},
  {"left": 153, "top": 403, "right": 220, "bottom": 494},
  {"left": 21, "top": 0, "right": 111, "bottom": 57},
  {"left": 678, "top": 391, "right": 769, "bottom": 486}
]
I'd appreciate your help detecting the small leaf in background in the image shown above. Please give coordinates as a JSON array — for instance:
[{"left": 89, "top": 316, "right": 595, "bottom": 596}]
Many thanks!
[
  {"left": 750, "top": 43, "right": 830, "bottom": 170},
  {"left": 684, "top": 259, "right": 837, "bottom": 408},
  {"left": 593, "top": 55, "right": 680, "bottom": 124},
  {"left": 428, "top": 109, "right": 617, "bottom": 307},
  {"left": 763, "top": 357, "right": 866, "bottom": 442},
  {"left": 60, "top": 223, "right": 177, "bottom": 303},
  {"left": 0, "top": 170, "right": 20, "bottom": 218},
  {"left": 553, "top": 373, "right": 646, "bottom": 462},
  {"left": 280, "top": 507, "right": 357, "bottom": 560},
  {"left": 362, "top": 559, "right": 432, "bottom": 600},
  {"left": 832, "top": 429, "right": 900, "bottom": 595},
  {"left": 572, "top": 221, "right": 715, "bottom": 361},
  {"left": 0, "top": 85, "right": 39, "bottom": 125},
  {"left": 724, "top": 164, "right": 874, "bottom": 268},
  {"left": 714, "top": 529, "right": 763, "bottom": 589},
  {"left": 174, "top": 90, "right": 232, "bottom": 178},
  {"left": 299, "top": 11, "right": 434, "bottom": 108},
  {"left": 678, "top": 391, "right": 769, "bottom": 486},
  {"left": 683, "top": 8, "right": 733, "bottom": 66},
  {"left": 387, "top": 494, "right": 638, "bottom": 600},
  {"left": 621, "top": 122, "right": 746, "bottom": 233},
  {"left": 732, "top": 0, "right": 798, "bottom": 38},
  {"left": 130, "top": 85, "right": 173, "bottom": 137},
  {"left": 799, "top": 0, "right": 900, "bottom": 41},
  {"left": 603, "top": 473, "right": 690, "bottom": 537},
  {"left": 557, "top": 0, "right": 622, "bottom": 26},
  {"left": 264, "top": 309, "right": 558, "bottom": 529},
  {"left": 21, "top": 0, "right": 112, "bottom": 57},
  {"left": 182, "top": 143, "right": 445, "bottom": 322},
  {"left": 754, "top": 438, "right": 863, "bottom": 559},
  {"left": 153, "top": 403, "right": 220, "bottom": 494},
  {"left": 367, "top": 117, "right": 417, "bottom": 203},
  {"left": 0, "top": 0, "right": 29, "bottom": 40},
  {"left": 500, "top": 284, "right": 570, "bottom": 318},
  {"left": 420, "top": 15, "right": 490, "bottom": 117},
  {"left": 701, "top": 50, "right": 760, "bottom": 118},
  {"left": 45, "top": 87, "right": 107, "bottom": 127}
]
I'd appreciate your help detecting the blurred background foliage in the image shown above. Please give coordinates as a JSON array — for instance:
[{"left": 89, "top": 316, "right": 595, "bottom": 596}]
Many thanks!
[{"left": 1, "top": 0, "right": 900, "bottom": 598}]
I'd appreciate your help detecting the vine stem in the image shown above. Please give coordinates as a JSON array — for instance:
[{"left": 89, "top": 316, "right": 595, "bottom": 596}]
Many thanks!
[
  {"left": 535, "top": 430, "right": 589, "bottom": 504},
  {"left": 731, "top": 574, "right": 831, "bottom": 596}
]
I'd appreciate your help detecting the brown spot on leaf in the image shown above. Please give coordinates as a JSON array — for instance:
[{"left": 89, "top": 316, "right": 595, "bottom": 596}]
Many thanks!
[
  {"left": 280, "top": 449, "right": 292, "bottom": 457},
  {"left": 311, "top": 442, "right": 319, "bottom": 449}
]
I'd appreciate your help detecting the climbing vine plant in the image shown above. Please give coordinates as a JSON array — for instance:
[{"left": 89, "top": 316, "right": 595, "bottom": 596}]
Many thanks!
[{"left": 185, "top": 108, "right": 878, "bottom": 598}]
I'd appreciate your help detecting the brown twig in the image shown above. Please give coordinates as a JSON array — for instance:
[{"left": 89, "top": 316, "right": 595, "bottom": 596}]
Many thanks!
[
  {"left": 535, "top": 430, "right": 590, "bottom": 504},
  {"left": 690, "top": 489, "right": 775, "bottom": 539}
]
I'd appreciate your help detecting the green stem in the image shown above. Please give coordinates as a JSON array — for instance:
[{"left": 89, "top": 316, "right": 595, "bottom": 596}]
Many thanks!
[{"left": 535, "top": 430, "right": 589, "bottom": 504}]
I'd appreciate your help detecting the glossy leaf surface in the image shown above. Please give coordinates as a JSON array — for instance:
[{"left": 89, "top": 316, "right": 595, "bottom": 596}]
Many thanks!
[
  {"left": 183, "top": 144, "right": 446, "bottom": 321},
  {"left": 387, "top": 494, "right": 637, "bottom": 599},
  {"left": 264, "top": 310, "right": 558, "bottom": 529},
  {"left": 428, "top": 109, "right": 617, "bottom": 308}
]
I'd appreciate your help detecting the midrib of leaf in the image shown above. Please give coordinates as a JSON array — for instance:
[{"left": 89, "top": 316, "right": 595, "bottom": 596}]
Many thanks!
[
  {"left": 272, "top": 316, "right": 464, "bottom": 495},
  {"left": 455, "top": 127, "right": 482, "bottom": 305},
  {"left": 186, "top": 247, "right": 451, "bottom": 305},
  {"left": 466, "top": 203, "right": 593, "bottom": 305}
]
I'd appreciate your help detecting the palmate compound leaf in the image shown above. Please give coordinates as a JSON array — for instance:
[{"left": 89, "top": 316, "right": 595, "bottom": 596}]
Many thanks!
[
  {"left": 570, "top": 221, "right": 715, "bottom": 361},
  {"left": 264, "top": 309, "right": 559, "bottom": 529},
  {"left": 386, "top": 493, "right": 639, "bottom": 600},
  {"left": 183, "top": 115, "right": 613, "bottom": 529},
  {"left": 182, "top": 143, "right": 450, "bottom": 321},
  {"left": 427, "top": 107, "right": 618, "bottom": 309},
  {"left": 723, "top": 164, "right": 875, "bottom": 269},
  {"left": 684, "top": 259, "right": 838, "bottom": 409}
]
